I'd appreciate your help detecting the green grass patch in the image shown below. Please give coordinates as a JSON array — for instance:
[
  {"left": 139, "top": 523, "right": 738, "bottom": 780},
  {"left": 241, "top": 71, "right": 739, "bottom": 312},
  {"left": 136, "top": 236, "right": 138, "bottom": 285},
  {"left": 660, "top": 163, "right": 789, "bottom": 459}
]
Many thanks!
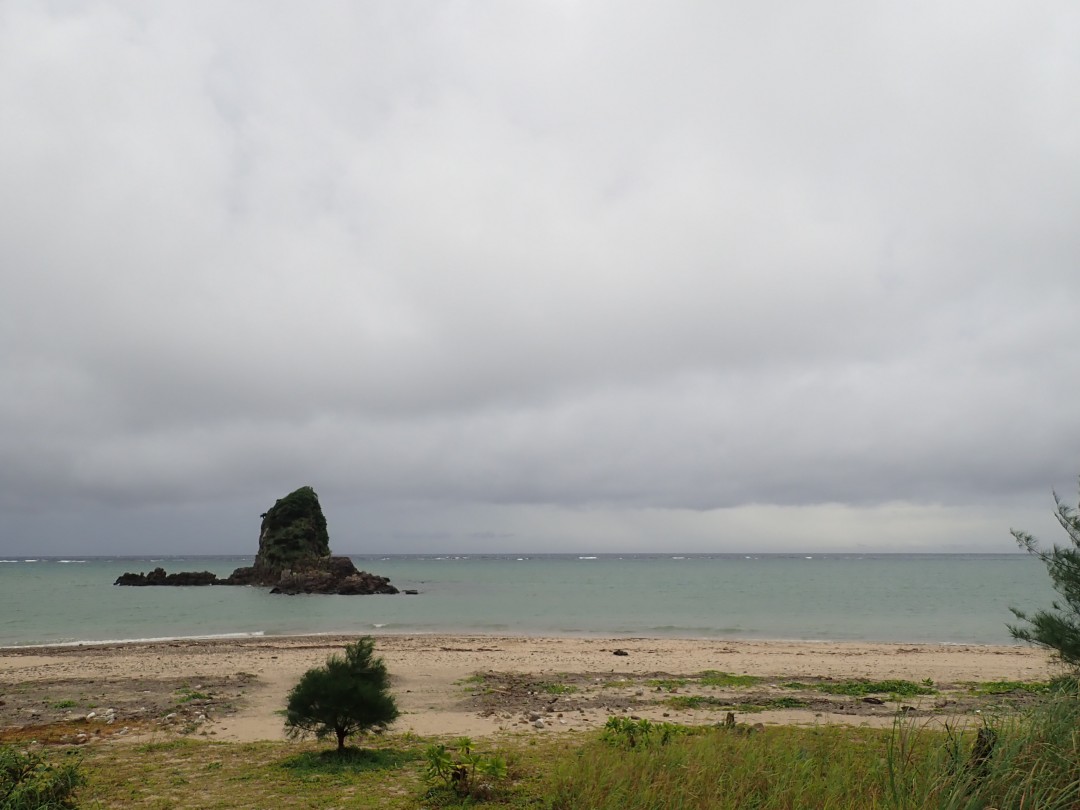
[
  {"left": 647, "top": 677, "right": 689, "bottom": 691},
  {"left": 279, "top": 745, "right": 421, "bottom": 774},
  {"left": 667, "top": 695, "right": 809, "bottom": 712},
  {"left": 51, "top": 699, "right": 77, "bottom": 709},
  {"left": 667, "top": 695, "right": 722, "bottom": 710},
  {"left": 648, "top": 671, "right": 760, "bottom": 691},
  {"left": 698, "top": 670, "right": 761, "bottom": 688},
  {"left": 78, "top": 738, "right": 437, "bottom": 809},
  {"left": 816, "top": 679, "right": 937, "bottom": 697},
  {"left": 757, "top": 696, "right": 809, "bottom": 710},
  {"left": 540, "top": 682, "right": 578, "bottom": 695},
  {"left": 455, "top": 673, "right": 487, "bottom": 687},
  {"left": 968, "top": 680, "right": 1051, "bottom": 695}
]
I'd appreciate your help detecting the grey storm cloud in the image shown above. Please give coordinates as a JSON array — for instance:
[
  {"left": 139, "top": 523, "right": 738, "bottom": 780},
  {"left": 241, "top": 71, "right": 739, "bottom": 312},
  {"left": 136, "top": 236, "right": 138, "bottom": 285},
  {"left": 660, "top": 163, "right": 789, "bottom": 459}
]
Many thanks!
[{"left": 1, "top": 1, "right": 1078, "bottom": 554}]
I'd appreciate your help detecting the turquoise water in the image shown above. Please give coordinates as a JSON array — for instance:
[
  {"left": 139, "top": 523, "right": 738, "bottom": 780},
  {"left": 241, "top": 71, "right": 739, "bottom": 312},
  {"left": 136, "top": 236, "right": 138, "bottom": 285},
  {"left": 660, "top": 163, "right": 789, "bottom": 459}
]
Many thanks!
[{"left": 0, "top": 554, "right": 1056, "bottom": 647}]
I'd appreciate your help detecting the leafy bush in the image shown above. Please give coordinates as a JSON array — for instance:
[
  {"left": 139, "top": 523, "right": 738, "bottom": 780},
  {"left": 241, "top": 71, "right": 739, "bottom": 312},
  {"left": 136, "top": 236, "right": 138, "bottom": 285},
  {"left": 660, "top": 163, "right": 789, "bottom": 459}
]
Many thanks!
[
  {"left": 0, "top": 745, "right": 83, "bottom": 810},
  {"left": 601, "top": 717, "right": 694, "bottom": 748},
  {"left": 1010, "top": 481, "right": 1080, "bottom": 667},
  {"left": 424, "top": 737, "right": 507, "bottom": 800},
  {"left": 284, "top": 637, "right": 399, "bottom": 752}
]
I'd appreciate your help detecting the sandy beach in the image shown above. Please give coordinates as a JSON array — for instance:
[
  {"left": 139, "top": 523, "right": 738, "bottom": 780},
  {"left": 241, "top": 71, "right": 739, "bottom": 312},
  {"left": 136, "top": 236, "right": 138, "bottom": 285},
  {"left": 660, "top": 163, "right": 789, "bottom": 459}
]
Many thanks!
[{"left": 0, "top": 635, "right": 1057, "bottom": 743}]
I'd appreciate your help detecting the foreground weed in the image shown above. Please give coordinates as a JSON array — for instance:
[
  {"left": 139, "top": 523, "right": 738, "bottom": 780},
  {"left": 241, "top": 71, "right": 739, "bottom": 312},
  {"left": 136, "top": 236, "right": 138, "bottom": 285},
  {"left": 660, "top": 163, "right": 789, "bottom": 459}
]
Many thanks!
[
  {"left": 600, "top": 717, "right": 697, "bottom": 748},
  {"left": 423, "top": 736, "right": 508, "bottom": 802},
  {"left": 554, "top": 700, "right": 1080, "bottom": 810},
  {"left": 0, "top": 744, "right": 84, "bottom": 810},
  {"left": 925, "top": 694, "right": 1080, "bottom": 810}
]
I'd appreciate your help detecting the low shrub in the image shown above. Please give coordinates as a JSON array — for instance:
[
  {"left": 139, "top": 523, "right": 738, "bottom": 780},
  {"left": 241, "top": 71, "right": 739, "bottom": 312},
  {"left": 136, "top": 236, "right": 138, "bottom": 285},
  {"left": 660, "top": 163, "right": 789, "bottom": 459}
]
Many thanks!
[{"left": 423, "top": 737, "right": 507, "bottom": 801}]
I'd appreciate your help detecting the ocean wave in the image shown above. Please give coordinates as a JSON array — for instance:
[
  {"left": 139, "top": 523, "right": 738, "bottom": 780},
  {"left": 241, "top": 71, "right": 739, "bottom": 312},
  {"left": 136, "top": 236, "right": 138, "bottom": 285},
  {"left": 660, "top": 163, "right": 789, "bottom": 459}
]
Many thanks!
[{"left": 1, "top": 631, "right": 266, "bottom": 650}]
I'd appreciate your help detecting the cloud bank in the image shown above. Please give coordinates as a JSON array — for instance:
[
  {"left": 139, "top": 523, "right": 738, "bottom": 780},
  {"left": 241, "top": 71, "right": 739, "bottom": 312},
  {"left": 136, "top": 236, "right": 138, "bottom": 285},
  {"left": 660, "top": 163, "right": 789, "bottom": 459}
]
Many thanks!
[{"left": 1, "top": 2, "right": 1078, "bottom": 554}]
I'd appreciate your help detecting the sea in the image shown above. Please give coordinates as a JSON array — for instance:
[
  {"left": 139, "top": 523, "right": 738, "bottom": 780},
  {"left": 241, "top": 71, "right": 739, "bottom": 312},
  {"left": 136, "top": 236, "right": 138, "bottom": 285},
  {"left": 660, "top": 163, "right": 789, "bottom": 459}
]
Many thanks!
[{"left": 0, "top": 553, "right": 1057, "bottom": 649}]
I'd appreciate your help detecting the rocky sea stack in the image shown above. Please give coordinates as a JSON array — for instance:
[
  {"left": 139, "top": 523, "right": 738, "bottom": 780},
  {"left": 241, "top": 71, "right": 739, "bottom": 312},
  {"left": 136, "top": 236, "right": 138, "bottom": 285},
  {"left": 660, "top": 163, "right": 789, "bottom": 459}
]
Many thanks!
[{"left": 115, "top": 486, "right": 398, "bottom": 595}]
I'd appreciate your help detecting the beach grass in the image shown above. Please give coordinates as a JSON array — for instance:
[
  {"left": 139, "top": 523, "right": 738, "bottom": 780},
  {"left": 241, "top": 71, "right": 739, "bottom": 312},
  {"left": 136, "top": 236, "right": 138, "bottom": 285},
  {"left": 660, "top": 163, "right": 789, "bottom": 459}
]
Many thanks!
[
  {"left": 547, "top": 695, "right": 1080, "bottom": 809},
  {"left": 38, "top": 688, "right": 1077, "bottom": 809}
]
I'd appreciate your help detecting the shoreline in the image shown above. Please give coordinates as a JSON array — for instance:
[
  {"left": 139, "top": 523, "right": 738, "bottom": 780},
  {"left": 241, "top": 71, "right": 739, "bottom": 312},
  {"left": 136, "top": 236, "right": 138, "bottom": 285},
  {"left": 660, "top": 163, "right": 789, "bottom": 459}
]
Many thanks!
[
  {"left": 1, "top": 633, "right": 1058, "bottom": 743},
  {"left": 0, "top": 627, "right": 1038, "bottom": 652}
]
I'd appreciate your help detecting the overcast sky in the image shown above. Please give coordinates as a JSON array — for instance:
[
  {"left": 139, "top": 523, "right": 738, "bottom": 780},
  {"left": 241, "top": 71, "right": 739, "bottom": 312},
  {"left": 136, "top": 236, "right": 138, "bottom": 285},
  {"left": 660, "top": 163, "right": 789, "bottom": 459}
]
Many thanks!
[{"left": 2, "top": 2, "right": 1078, "bottom": 556}]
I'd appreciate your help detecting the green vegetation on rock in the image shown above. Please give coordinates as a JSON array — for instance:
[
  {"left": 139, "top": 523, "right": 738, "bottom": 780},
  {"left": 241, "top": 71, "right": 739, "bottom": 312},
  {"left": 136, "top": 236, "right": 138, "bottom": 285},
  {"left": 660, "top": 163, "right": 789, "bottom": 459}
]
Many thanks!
[{"left": 254, "top": 486, "right": 330, "bottom": 574}]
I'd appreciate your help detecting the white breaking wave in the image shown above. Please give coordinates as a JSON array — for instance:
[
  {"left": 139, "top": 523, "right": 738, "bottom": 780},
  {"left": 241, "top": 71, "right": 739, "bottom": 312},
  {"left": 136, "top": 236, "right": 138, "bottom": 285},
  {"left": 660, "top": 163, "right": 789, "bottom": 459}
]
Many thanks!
[{"left": 1, "top": 631, "right": 266, "bottom": 650}]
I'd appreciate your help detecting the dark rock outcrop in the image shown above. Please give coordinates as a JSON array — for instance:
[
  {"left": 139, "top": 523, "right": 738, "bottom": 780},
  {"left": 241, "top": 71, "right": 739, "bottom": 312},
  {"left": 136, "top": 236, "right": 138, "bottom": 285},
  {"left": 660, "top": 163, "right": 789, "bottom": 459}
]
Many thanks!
[
  {"left": 229, "top": 485, "right": 331, "bottom": 586},
  {"left": 269, "top": 556, "right": 398, "bottom": 595},
  {"left": 115, "top": 486, "right": 398, "bottom": 595},
  {"left": 113, "top": 567, "right": 219, "bottom": 586}
]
